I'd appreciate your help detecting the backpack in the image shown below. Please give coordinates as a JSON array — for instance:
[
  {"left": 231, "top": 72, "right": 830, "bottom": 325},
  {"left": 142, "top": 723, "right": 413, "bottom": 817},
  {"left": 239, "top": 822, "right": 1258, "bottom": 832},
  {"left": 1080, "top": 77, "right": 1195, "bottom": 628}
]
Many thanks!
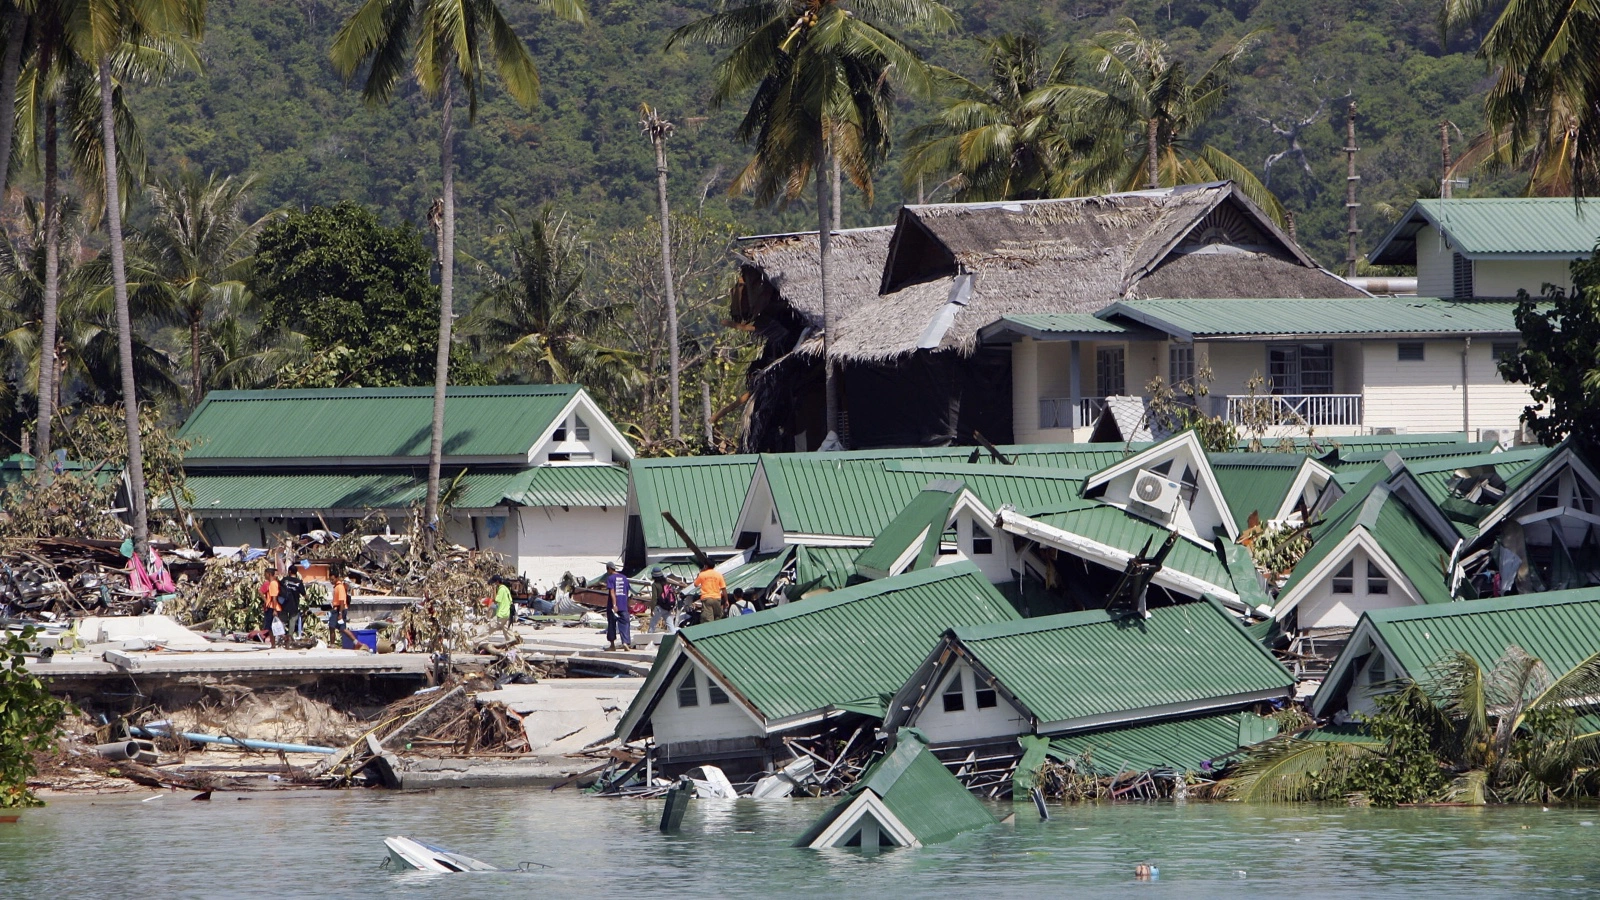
[{"left": 658, "top": 582, "right": 677, "bottom": 610}]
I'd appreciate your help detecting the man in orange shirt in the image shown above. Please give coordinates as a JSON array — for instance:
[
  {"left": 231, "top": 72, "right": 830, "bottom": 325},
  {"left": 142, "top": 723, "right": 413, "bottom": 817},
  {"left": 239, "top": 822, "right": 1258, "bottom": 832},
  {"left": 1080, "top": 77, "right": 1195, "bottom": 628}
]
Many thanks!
[
  {"left": 693, "top": 561, "right": 726, "bottom": 622},
  {"left": 329, "top": 570, "right": 354, "bottom": 648},
  {"left": 260, "top": 569, "right": 282, "bottom": 647}
]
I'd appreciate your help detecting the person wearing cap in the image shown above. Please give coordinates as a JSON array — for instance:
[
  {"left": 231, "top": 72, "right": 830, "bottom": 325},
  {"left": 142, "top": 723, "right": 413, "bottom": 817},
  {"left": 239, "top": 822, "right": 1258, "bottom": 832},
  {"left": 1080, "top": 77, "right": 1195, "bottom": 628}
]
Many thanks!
[
  {"left": 602, "top": 561, "right": 634, "bottom": 650},
  {"left": 648, "top": 567, "right": 678, "bottom": 635}
]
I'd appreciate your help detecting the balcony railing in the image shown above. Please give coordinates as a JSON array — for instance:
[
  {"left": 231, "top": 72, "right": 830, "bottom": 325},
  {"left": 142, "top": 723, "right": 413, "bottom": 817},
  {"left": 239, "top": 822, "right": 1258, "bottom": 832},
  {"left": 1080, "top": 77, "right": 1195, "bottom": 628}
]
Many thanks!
[
  {"left": 1039, "top": 397, "right": 1107, "bottom": 429},
  {"left": 1225, "top": 394, "right": 1363, "bottom": 427}
]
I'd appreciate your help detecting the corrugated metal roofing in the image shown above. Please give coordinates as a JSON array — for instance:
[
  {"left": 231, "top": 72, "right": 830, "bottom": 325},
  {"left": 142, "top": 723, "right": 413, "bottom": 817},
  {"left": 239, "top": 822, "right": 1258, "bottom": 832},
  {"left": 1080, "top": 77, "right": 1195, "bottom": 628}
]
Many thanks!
[
  {"left": 870, "top": 734, "right": 995, "bottom": 844},
  {"left": 1019, "top": 500, "right": 1236, "bottom": 590},
  {"left": 1278, "top": 478, "right": 1455, "bottom": 607},
  {"left": 510, "top": 465, "right": 628, "bottom": 508},
  {"left": 764, "top": 457, "right": 1089, "bottom": 539},
  {"left": 629, "top": 454, "right": 760, "bottom": 551},
  {"left": 1209, "top": 457, "right": 1301, "bottom": 531},
  {"left": 172, "top": 464, "right": 625, "bottom": 513},
  {"left": 180, "top": 385, "right": 581, "bottom": 461},
  {"left": 853, "top": 483, "right": 962, "bottom": 579},
  {"left": 1404, "top": 446, "right": 1551, "bottom": 537},
  {"left": 1046, "top": 711, "right": 1279, "bottom": 774},
  {"left": 982, "top": 313, "right": 1141, "bottom": 339},
  {"left": 794, "top": 544, "right": 864, "bottom": 593},
  {"left": 953, "top": 600, "right": 1294, "bottom": 728},
  {"left": 1367, "top": 587, "right": 1600, "bottom": 681},
  {"left": 1102, "top": 297, "right": 1527, "bottom": 339},
  {"left": 683, "top": 564, "right": 1020, "bottom": 721},
  {"left": 1372, "top": 198, "right": 1600, "bottom": 263}
]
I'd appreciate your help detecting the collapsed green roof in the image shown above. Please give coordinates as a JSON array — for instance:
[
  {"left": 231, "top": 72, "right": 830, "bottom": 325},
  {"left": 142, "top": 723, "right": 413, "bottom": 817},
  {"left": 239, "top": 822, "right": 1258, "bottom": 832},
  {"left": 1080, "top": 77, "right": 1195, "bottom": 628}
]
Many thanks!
[
  {"left": 629, "top": 454, "right": 760, "bottom": 552},
  {"left": 168, "top": 464, "right": 628, "bottom": 513},
  {"left": 1044, "top": 709, "right": 1281, "bottom": 775}
]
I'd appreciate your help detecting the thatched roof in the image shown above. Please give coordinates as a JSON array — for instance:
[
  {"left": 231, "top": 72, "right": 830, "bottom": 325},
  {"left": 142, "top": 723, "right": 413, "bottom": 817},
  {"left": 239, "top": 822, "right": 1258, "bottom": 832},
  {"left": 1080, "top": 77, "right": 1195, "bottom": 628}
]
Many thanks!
[
  {"left": 735, "top": 183, "right": 1364, "bottom": 363},
  {"left": 730, "top": 227, "right": 893, "bottom": 329}
]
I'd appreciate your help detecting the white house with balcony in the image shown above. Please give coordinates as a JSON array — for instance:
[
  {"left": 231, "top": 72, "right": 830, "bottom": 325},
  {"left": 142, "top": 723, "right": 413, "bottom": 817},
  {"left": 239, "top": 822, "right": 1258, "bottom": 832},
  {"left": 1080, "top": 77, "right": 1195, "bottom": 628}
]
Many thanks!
[
  {"left": 1368, "top": 197, "right": 1597, "bottom": 299},
  {"left": 980, "top": 296, "right": 1539, "bottom": 444}
]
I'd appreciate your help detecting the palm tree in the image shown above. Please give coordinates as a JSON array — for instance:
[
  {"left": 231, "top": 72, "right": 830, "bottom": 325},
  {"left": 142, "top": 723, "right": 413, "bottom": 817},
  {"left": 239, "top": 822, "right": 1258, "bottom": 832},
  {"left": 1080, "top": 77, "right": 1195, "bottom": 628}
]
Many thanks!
[
  {"left": 668, "top": 0, "right": 954, "bottom": 446},
  {"left": 331, "top": 0, "right": 586, "bottom": 542},
  {"left": 1447, "top": 94, "right": 1582, "bottom": 197},
  {"left": 903, "top": 34, "right": 1104, "bottom": 202},
  {"left": 64, "top": 0, "right": 203, "bottom": 555},
  {"left": 466, "top": 206, "right": 636, "bottom": 396},
  {"left": 0, "top": 3, "right": 34, "bottom": 209},
  {"left": 141, "top": 167, "right": 273, "bottom": 408},
  {"left": 1072, "top": 18, "right": 1285, "bottom": 223},
  {"left": 1442, "top": 0, "right": 1600, "bottom": 196},
  {"left": 639, "top": 103, "right": 681, "bottom": 441},
  {"left": 1228, "top": 646, "right": 1600, "bottom": 804}
]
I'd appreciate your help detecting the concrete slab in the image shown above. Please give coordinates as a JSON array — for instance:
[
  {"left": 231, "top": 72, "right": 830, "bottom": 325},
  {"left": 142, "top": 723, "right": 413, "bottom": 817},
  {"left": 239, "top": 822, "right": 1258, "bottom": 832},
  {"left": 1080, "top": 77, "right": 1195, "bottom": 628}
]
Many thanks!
[
  {"left": 475, "top": 678, "right": 643, "bottom": 755},
  {"left": 77, "top": 615, "right": 211, "bottom": 649},
  {"left": 45, "top": 646, "right": 431, "bottom": 678}
]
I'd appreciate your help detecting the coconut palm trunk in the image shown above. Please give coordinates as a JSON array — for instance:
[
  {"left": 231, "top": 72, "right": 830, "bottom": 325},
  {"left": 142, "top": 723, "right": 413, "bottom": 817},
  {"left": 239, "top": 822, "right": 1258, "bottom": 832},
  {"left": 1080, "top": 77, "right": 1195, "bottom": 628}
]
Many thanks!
[
  {"left": 96, "top": 57, "right": 149, "bottom": 551},
  {"left": 36, "top": 98, "right": 60, "bottom": 459},
  {"left": 424, "top": 72, "right": 454, "bottom": 540},
  {"left": 817, "top": 144, "right": 837, "bottom": 444},
  {"left": 649, "top": 123, "right": 680, "bottom": 441},
  {"left": 1146, "top": 116, "right": 1159, "bottom": 188}
]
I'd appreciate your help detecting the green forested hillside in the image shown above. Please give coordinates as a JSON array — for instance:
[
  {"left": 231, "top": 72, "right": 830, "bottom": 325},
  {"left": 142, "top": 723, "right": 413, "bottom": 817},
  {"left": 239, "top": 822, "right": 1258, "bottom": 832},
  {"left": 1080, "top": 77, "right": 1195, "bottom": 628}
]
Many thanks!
[{"left": 125, "top": 0, "right": 1516, "bottom": 277}]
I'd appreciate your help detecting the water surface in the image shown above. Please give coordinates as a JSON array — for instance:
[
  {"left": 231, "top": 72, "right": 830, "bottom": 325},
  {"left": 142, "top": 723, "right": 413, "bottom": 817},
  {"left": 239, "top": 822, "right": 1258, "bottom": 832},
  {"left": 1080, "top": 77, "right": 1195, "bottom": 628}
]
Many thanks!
[{"left": 3, "top": 789, "right": 1596, "bottom": 897}]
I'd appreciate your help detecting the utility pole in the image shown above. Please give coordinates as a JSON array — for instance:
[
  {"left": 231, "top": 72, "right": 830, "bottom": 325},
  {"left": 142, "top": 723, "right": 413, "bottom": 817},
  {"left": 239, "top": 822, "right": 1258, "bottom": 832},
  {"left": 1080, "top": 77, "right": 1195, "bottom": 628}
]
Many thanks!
[
  {"left": 641, "top": 104, "right": 681, "bottom": 441},
  {"left": 702, "top": 381, "right": 714, "bottom": 450},
  {"left": 1344, "top": 101, "right": 1361, "bottom": 279},
  {"left": 1440, "top": 120, "right": 1460, "bottom": 199}
]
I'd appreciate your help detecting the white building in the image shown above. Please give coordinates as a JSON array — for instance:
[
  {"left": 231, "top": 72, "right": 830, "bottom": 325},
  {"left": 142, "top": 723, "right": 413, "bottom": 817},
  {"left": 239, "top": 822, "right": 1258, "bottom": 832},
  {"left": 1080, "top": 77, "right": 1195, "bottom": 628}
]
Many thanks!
[{"left": 1368, "top": 197, "right": 1597, "bottom": 299}]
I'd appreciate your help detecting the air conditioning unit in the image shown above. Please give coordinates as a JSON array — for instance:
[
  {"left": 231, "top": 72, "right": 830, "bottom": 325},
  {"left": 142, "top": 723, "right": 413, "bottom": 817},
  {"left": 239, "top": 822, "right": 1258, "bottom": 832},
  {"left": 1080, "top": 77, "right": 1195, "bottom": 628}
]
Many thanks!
[
  {"left": 1131, "top": 468, "right": 1182, "bottom": 515},
  {"left": 1478, "top": 426, "right": 1519, "bottom": 450}
]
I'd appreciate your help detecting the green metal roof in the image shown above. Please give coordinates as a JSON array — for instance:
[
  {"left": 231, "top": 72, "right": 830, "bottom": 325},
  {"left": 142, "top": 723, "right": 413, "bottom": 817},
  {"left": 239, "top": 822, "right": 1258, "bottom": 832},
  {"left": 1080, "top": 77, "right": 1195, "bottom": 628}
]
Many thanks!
[
  {"left": 1209, "top": 456, "right": 1303, "bottom": 531},
  {"left": 680, "top": 563, "right": 1021, "bottom": 722},
  {"left": 1324, "top": 441, "right": 1502, "bottom": 468},
  {"left": 1365, "top": 587, "right": 1600, "bottom": 682},
  {"left": 1018, "top": 500, "right": 1237, "bottom": 592},
  {"left": 794, "top": 544, "right": 865, "bottom": 594},
  {"left": 171, "top": 464, "right": 625, "bottom": 513},
  {"left": 180, "top": 385, "right": 586, "bottom": 463},
  {"left": 1404, "top": 446, "right": 1552, "bottom": 537},
  {"left": 724, "top": 551, "right": 788, "bottom": 593},
  {"left": 853, "top": 482, "right": 964, "bottom": 580},
  {"left": 797, "top": 730, "right": 994, "bottom": 847},
  {"left": 1100, "top": 297, "right": 1527, "bottom": 340},
  {"left": 952, "top": 599, "right": 1294, "bottom": 730},
  {"left": 509, "top": 464, "right": 628, "bottom": 508},
  {"left": 1045, "top": 711, "right": 1280, "bottom": 774},
  {"left": 763, "top": 456, "right": 1089, "bottom": 539},
  {"left": 629, "top": 454, "right": 760, "bottom": 551},
  {"left": 979, "top": 313, "right": 1145, "bottom": 342},
  {"left": 1279, "top": 480, "right": 1455, "bottom": 607},
  {"left": 1370, "top": 198, "right": 1600, "bottom": 264}
]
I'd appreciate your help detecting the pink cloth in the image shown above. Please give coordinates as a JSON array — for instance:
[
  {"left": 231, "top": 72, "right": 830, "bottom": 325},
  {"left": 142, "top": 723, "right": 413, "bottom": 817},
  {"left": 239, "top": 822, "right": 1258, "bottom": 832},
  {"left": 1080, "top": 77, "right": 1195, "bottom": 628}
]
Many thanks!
[
  {"left": 128, "top": 553, "right": 154, "bottom": 596},
  {"left": 147, "top": 552, "right": 176, "bottom": 594}
]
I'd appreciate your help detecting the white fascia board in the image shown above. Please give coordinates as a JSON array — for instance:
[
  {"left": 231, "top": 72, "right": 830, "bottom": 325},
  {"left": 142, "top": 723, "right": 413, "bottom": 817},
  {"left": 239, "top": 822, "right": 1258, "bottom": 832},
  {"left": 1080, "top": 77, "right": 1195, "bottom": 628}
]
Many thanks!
[
  {"left": 996, "top": 509, "right": 1242, "bottom": 608},
  {"left": 1038, "top": 689, "right": 1293, "bottom": 737},
  {"left": 1082, "top": 431, "right": 1239, "bottom": 541},
  {"left": 807, "top": 792, "right": 921, "bottom": 849},
  {"left": 887, "top": 526, "right": 933, "bottom": 577},
  {"left": 527, "top": 390, "right": 637, "bottom": 463},
  {"left": 714, "top": 549, "right": 754, "bottom": 575},
  {"left": 1275, "top": 457, "right": 1336, "bottom": 522},
  {"left": 731, "top": 459, "right": 773, "bottom": 545},
  {"left": 680, "top": 643, "right": 771, "bottom": 732},
  {"left": 784, "top": 533, "right": 874, "bottom": 548},
  {"left": 1470, "top": 447, "right": 1600, "bottom": 547},
  {"left": 1272, "top": 528, "right": 1424, "bottom": 621},
  {"left": 884, "top": 643, "right": 954, "bottom": 732}
]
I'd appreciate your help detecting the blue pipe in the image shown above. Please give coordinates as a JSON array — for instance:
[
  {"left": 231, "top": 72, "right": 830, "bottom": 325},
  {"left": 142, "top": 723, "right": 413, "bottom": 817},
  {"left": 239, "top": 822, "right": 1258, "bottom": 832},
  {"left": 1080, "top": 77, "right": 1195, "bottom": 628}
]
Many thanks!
[{"left": 129, "top": 726, "right": 337, "bottom": 755}]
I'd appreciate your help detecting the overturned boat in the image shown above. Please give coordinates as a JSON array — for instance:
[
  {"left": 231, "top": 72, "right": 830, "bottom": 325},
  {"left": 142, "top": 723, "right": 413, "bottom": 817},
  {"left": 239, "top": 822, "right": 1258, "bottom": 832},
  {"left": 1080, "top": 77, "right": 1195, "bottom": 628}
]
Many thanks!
[{"left": 383, "top": 836, "right": 500, "bottom": 873}]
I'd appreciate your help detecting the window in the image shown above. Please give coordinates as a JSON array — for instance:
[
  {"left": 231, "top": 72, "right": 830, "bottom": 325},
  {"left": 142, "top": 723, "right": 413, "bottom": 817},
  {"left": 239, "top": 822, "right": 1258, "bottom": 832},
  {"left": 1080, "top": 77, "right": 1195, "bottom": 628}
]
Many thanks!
[
  {"left": 1367, "top": 561, "right": 1389, "bottom": 595},
  {"left": 677, "top": 670, "right": 699, "bottom": 708},
  {"left": 940, "top": 528, "right": 959, "bottom": 556},
  {"left": 1168, "top": 344, "right": 1195, "bottom": 394},
  {"left": 552, "top": 425, "right": 568, "bottom": 442},
  {"left": 1492, "top": 342, "right": 1519, "bottom": 362},
  {"left": 942, "top": 672, "right": 965, "bottom": 713},
  {"left": 708, "top": 681, "right": 730, "bottom": 705},
  {"left": 1332, "top": 561, "right": 1354, "bottom": 594},
  {"left": 1537, "top": 482, "right": 1561, "bottom": 512},
  {"left": 1452, "top": 252, "right": 1474, "bottom": 298},
  {"left": 975, "top": 684, "right": 998, "bottom": 709},
  {"left": 1397, "top": 342, "right": 1425, "bottom": 362},
  {"left": 1096, "top": 347, "right": 1126, "bottom": 397},
  {"left": 574, "top": 415, "right": 591, "bottom": 442},
  {"left": 1267, "top": 344, "right": 1334, "bottom": 394},
  {"left": 971, "top": 524, "right": 994, "bottom": 555},
  {"left": 1368, "top": 652, "right": 1387, "bottom": 684}
]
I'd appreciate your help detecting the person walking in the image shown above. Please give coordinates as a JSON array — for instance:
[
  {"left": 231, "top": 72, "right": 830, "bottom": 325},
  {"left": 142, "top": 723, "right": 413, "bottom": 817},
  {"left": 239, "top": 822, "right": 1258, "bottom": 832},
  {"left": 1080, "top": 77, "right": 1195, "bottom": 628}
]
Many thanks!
[
  {"left": 329, "top": 570, "right": 353, "bottom": 647},
  {"left": 730, "top": 588, "right": 756, "bottom": 616},
  {"left": 694, "top": 561, "right": 726, "bottom": 622},
  {"left": 260, "top": 569, "right": 282, "bottom": 648},
  {"left": 648, "top": 567, "right": 678, "bottom": 634},
  {"left": 279, "top": 568, "right": 307, "bottom": 640},
  {"left": 603, "top": 562, "right": 634, "bottom": 650},
  {"left": 490, "top": 575, "right": 515, "bottom": 629}
]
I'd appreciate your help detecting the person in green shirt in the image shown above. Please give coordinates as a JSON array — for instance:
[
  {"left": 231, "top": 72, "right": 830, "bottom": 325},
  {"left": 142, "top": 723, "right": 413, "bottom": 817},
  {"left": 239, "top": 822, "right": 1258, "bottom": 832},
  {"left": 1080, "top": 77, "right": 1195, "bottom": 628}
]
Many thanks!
[{"left": 490, "top": 575, "right": 514, "bottom": 625}]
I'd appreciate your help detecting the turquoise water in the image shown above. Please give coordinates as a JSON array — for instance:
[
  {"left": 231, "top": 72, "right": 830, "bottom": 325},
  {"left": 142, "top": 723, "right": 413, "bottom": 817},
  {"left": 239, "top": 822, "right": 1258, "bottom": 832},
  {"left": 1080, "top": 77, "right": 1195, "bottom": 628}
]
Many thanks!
[{"left": 2, "top": 789, "right": 1597, "bottom": 897}]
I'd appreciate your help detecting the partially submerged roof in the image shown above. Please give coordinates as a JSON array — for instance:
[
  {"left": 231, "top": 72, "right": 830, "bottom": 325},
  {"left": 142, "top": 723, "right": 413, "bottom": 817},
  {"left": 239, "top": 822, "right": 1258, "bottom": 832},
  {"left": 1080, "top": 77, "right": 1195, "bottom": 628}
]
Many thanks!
[
  {"left": 797, "top": 730, "right": 994, "bottom": 848},
  {"left": 172, "top": 464, "right": 628, "bottom": 514},
  {"left": 628, "top": 454, "right": 760, "bottom": 552},
  {"left": 929, "top": 600, "right": 1294, "bottom": 734},
  {"left": 615, "top": 564, "right": 1020, "bottom": 740},
  {"left": 1045, "top": 709, "right": 1281, "bottom": 774},
  {"left": 1100, "top": 296, "right": 1526, "bottom": 340},
  {"left": 179, "top": 385, "right": 632, "bottom": 466},
  {"left": 1314, "top": 586, "right": 1600, "bottom": 716},
  {"left": 1369, "top": 197, "right": 1600, "bottom": 265}
]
